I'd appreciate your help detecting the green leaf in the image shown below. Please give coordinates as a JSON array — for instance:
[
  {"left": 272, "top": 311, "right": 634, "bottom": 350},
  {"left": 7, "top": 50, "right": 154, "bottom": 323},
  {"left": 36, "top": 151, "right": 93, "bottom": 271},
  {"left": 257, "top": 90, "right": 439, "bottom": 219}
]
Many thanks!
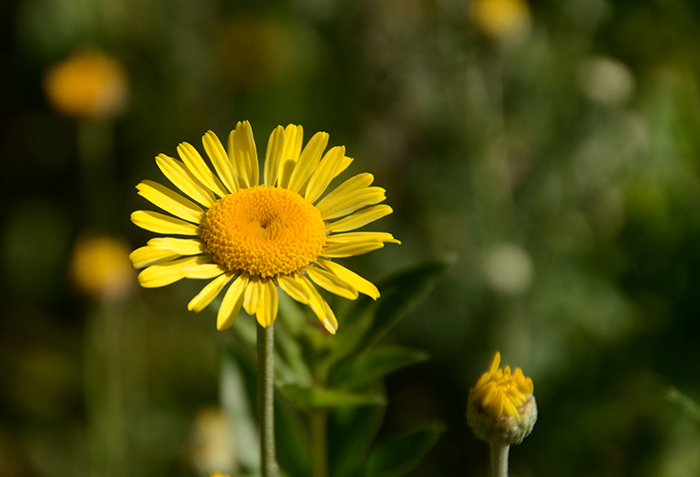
[
  {"left": 363, "top": 422, "right": 446, "bottom": 477},
  {"left": 329, "top": 403, "right": 386, "bottom": 477},
  {"left": 321, "top": 256, "right": 455, "bottom": 377},
  {"left": 281, "top": 384, "right": 386, "bottom": 410},
  {"left": 274, "top": 392, "right": 311, "bottom": 477},
  {"left": 365, "top": 255, "right": 456, "bottom": 351},
  {"left": 330, "top": 345, "right": 429, "bottom": 390}
]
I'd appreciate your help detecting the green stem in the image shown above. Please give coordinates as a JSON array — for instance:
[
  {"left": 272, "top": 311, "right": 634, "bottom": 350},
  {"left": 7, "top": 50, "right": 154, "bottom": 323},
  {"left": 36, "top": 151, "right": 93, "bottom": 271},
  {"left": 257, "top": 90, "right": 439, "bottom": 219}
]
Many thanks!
[
  {"left": 257, "top": 323, "right": 278, "bottom": 477},
  {"left": 310, "top": 410, "right": 328, "bottom": 477},
  {"left": 490, "top": 443, "right": 509, "bottom": 477}
]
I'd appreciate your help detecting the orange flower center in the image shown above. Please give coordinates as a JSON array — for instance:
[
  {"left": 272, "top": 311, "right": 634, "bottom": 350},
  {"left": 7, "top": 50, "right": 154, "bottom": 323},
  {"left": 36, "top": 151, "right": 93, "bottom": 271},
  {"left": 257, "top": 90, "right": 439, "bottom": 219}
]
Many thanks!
[{"left": 200, "top": 186, "right": 326, "bottom": 278}]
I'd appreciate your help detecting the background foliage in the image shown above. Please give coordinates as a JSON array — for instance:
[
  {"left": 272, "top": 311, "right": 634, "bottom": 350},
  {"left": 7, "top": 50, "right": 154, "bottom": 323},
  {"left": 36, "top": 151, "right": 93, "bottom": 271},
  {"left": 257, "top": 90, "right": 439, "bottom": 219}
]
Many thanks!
[{"left": 3, "top": 0, "right": 700, "bottom": 475}]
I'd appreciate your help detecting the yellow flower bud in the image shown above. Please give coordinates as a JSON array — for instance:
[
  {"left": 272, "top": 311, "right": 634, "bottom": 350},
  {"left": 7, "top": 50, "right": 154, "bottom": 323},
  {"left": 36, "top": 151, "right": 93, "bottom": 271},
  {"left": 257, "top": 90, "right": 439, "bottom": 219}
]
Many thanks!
[
  {"left": 471, "top": 0, "right": 531, "bottom": 43},
  {"left": 69, "top": 233, "right": 135, "bottom": 301},
  {"left": 467, "top": 351, "right": 537, "bottom": 446}
]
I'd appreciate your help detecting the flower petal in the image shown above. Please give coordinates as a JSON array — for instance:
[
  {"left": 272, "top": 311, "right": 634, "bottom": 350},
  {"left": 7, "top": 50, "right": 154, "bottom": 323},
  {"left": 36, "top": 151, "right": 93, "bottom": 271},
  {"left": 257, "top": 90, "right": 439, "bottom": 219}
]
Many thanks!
[
  {"left": 131, "top": 210, "right": 199, "bottom": 235},
  {"left": 256, "top": 279, "right": 278, "bottom": 327},
  {"left": 217, "top": 275, "right": 249, "bottom": 330},
  {"left": 278, "top": 124, "right": 303, "bottom": 188},
  {"left": 203, "top": 131, "right": 239, "bottom": 193},
  {"left": 316, "top": 258, "right": 380, "bottom": 300},
  {"left": 136, "top": 180, "right": 205, "bottom": 223},
  {"left": 332, "top": 156, "right": 354, "bottom": 180},
  {"left": 326, "top": 204, "right": 393, "bottom": 233},
  {"left": 306, "top": 266, "right": 358, "bottom": 300},
  {"left": 315, "top": 173, "right": 374, "bottom": 216},
  {"left": 156, "top": 154, "right": 215, "bottom": 207},
  {"left": 183, "top": 263, "right": 226, "bottom": 279},
  {"left": 243, "top": 277, "right": 263, "bottom": 315},
  {"left": 288, "top": 131, "right": 329, "bottom": 193},
  {"left": 277, "top": 274, "right": 312, "bottom": 305},
  {"left": 177, "top": 142, "right": 228, "bottom": 197},
  {"left": 305, "top": 146, "right": 345, "bottom": 203},
  {"left": 137, "top": 256, "right": 210, "bottom": 288},
  {"left": 188, "top": 272, "right": 235, "bottom": 312},
  {"left": 264, "top": 126, "right": 285, "bottom": 187},
  {"left": 147, "top": 237, "right": 205, "bottom": 255},
  {"left": 318, "top": 187, "right": 386, "bottom": 221},
  {"left": 129, "top": 246, "right": 180, "bottom": 269},
  {"left": 326, "top": 232, "right": 400, "bottom": 245},
  {"left": 322, "top": 241, "right": 385, "bottom": 258},
  {"left": 296, "top": 274, "right": 337, "bottom": 334},
  {"left": 230, "top": 121, "right": 259, "bottom": 188}
]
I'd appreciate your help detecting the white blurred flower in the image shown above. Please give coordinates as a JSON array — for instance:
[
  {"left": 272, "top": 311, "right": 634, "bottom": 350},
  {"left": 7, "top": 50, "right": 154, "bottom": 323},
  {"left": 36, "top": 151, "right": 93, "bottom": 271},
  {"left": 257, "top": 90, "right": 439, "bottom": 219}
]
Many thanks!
[
  {"left": 483, "top": 242, "right": 534, "bottom": 295},
  {"left": 580, "top": 56, "right": 635, "bottom": 106}
]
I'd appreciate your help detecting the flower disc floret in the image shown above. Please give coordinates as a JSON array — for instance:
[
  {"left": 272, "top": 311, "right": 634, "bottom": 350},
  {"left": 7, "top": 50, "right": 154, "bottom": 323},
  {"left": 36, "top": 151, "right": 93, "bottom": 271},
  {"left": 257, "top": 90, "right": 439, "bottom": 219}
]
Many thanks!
[{"left": 200, "top": 186, "right": 327, "bottom": 278}]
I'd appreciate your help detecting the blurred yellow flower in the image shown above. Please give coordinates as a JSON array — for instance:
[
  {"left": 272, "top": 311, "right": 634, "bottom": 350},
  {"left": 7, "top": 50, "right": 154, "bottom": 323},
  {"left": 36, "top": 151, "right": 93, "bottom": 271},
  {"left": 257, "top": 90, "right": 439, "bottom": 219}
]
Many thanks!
[
  {"left": 70, "top": 234, "right": 135, "bottom": 301},
  {"left": 467, "top": 351, "right": 537, "bottom": 445},
  {"left": 44, "top": 49, "right": 128, "bottom": 119},
  {"left": 471, "top": 0, "right": 531, "bottom": 41},
  {"left": 190, "top": 407, "right": 235, "bottom": 476},
  {"left": 209, "top": 472, "right": 231, "bottom": 477},
  {"left": 130, "top": 121, "right": 399, "bottom": 333}
]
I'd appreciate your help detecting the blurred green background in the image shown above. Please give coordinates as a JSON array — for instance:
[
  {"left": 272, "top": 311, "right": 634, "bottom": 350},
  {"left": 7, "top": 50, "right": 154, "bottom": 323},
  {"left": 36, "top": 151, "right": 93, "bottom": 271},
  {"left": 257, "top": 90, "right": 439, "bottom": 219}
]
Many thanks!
[{"left": 3, "top": 0, "right": 700, "bottom": 475}]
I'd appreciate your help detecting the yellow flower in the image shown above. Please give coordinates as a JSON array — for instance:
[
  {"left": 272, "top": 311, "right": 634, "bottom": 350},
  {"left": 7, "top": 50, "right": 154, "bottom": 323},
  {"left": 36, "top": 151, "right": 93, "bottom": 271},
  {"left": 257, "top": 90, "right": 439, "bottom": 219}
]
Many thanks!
[
  {"left": 467, "top": 351, "right": 537, "bottom": 445},
  {"left": 471, "top": 0, "right": 531, "bottom": 41},
  {"left": 70, "top": 233, "right": 135, "bottom": 301},
  {"left": 44, "top": 49, "right": 128, "bottom": 119},
  {"left": 209, "top": 473, "right": 230, "bottom": 477},
  {"left": 130, "top": 121, "right": 399, "bottom": 333}
]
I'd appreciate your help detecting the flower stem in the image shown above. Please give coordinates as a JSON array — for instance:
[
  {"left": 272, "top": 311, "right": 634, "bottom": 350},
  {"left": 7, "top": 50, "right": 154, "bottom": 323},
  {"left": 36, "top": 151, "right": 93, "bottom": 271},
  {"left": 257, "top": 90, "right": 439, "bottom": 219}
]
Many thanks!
[
  {"left": 310, "top": 410, "right": 328, "bottom": 477},
  {"left": 257, "top": 323, "right": 278, "bottom": 477},
  {"left": 490, "top": 443, "right": 509, "bottom": 477}
]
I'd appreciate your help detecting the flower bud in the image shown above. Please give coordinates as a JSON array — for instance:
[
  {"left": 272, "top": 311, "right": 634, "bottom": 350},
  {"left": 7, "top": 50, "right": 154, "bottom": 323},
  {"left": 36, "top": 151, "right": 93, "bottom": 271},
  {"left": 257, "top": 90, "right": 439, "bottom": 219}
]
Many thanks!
[{"left": 467, "top": 351, "right": 537, "bottom": 446}]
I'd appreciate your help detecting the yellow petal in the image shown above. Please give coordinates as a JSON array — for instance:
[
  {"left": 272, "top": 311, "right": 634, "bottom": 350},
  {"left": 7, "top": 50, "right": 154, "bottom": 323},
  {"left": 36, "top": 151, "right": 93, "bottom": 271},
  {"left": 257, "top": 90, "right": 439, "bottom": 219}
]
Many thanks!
[
  {"left": 203, "top": 131, "right": 239, "bottom": 193},
  {"left": 306, "top": 266, "right": 358, "bottom": 300},
  {"left": 326, "top": 204, "right": 393, "bottom": 233},
  {"left": 278, "top": 124, "right": 304, "bottom": 188},
  {"left": 277, "top": 274, "right": 312, "bottom": 305},
  {"left": 296, "top": 274, "right": 337, "bottom": 334},
  {"left": 188, "top": 273, "right": 235, "bottom": 312},
  {"left": 156, "top": 154, "right": 215, "bottom": 207},
  {"left": 136, "top": 180, "right": 205, "bottom": 223},
  {"left": 325, "top": 231, "right": 400, "bottom": 245},
  {"left": 288, "top": 131, "right": 329, "bottom": 192},
  {"left": 332, "top": 156, "right": 353, "bottom": 180},
  {"left": 147, "top": 237, "right": 204, "bottom": 255},
  {"left": 217, "top": 275, "right": 249, "bottom": 330},
  {"left": 243, "top": 277, "right": 263, "bottom": 315},
  {"left": 318, "top": 187, "right": 386, "bottom": 221},
  {"left": 305, "top": 146, "right": 345, "bottom": 203},
  {"left": 129, "top": 246, "right": 180, "bottom": 269},
  {"left": 177, "top": 142, "right": 228, "bottom": 197},
  {"left": 256, "top": 280, "right": 279, "bottom": 327},
  {"left": 131, "top": 210, "right": 199, "bottom": 235},
  {"left": 231, "top": 121, "right": 259, "bottom": 188},
  {"left": 264, "top": 126, "right": 285, "bottom": 187},
  {"left": 183, "top": 263, "right": 226, "bottom": 279},
  {"left": 137, "top": 256, "right": 209, "bottom": 288},
  {"left": 322, "top": 241, "right": 385, "bottom": 258},
  {"left": 316, "top": 258, "right": 380, "bottom": 299},
  {"left": 315, "top": 173, "right": 374, "bottom": 216}
]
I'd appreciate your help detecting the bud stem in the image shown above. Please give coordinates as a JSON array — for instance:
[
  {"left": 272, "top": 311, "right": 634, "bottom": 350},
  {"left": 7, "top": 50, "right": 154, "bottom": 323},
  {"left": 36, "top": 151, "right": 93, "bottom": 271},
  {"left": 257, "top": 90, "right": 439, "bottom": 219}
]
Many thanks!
[{"left": 490, "top": 443, "right": 509, "bottom": 477}]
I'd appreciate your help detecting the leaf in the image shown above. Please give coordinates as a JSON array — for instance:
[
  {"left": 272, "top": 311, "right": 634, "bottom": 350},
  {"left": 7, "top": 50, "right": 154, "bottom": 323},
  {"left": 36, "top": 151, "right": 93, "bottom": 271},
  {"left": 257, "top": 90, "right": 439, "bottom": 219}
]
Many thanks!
[
  {"left": 274, "top": 392, "right": 311, "bottom": 477},
  {"left": 322, "top": 256, "right": 455, "bottom": 375},
  {"left": 281, "top": 384, "right": 386, "bottom": 410},
  {"left": 365, "top": 255, "right": 456, "bottom": 351},
  {"left": 363, "top": 422, "right": 446, "bottom": 477},
  {"left": 328, "top": 403, "right": 387, "bottom": 477},
  {"left": 331, "top": 345, "right": 429, "bottom": 390}
]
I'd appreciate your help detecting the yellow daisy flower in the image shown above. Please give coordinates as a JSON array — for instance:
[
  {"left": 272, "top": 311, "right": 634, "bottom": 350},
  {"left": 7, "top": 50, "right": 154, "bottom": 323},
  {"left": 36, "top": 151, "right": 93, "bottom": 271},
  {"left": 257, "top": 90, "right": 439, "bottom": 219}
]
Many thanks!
[{"left": 130, "top": 121, "right": 399, "bottom": 333}]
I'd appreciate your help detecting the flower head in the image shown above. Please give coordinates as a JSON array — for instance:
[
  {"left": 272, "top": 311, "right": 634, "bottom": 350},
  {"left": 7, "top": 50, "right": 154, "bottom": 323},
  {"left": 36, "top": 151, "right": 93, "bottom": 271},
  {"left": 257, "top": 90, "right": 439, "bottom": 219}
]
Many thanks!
[
  {"left": 44, "top": 49, "right": 128, "bottom": 119},
  {"left": 130, "top": 122, "right": 399, "bottom": 333},
  {"left": 467, "top": 351, "right": 537, "bottom": 445},
  {"left": 471, "top": 0, "right": 531, "bottom": 43},
  {"left": 70, "top": 233, "right": 135, "bottom": 301}
]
